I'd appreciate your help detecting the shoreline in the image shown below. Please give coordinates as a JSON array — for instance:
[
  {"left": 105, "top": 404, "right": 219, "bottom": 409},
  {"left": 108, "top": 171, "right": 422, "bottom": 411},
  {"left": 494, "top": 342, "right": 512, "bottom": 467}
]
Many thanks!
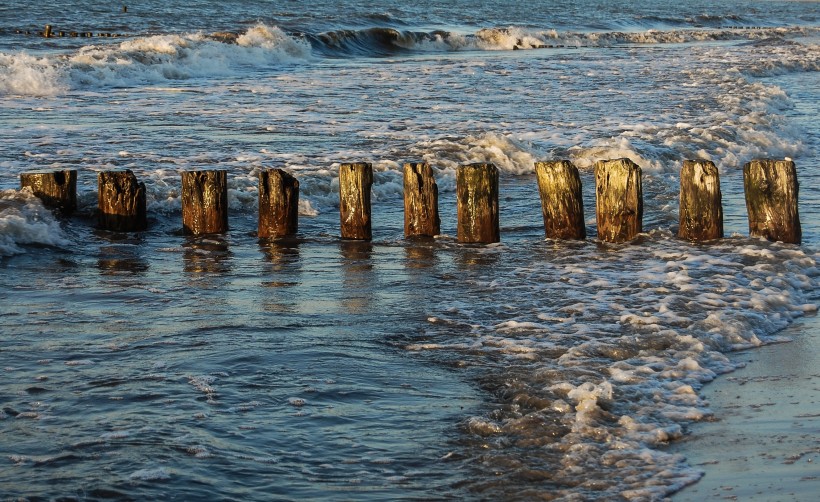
[{"left": 670, "top": 313, "right": 820, "bottom": 501}]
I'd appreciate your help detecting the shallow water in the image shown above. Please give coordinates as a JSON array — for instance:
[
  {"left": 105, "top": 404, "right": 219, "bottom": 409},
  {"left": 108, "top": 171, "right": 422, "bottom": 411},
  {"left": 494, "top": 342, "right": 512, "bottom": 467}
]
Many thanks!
[{"left": 2, "top": 1, "right": 819, "bottom": 500}]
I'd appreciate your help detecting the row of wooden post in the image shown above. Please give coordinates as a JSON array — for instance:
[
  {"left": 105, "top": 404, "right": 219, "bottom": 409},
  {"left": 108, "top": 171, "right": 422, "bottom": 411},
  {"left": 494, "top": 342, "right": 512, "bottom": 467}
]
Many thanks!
[{"left": 17, "top": 157, "right": 801, "bottom": 245}]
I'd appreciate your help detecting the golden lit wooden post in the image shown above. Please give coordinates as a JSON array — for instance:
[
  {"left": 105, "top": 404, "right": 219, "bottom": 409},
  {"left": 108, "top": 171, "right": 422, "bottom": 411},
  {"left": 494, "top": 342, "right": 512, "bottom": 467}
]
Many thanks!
[
  {"left": 594, "top": 158, "right": 642, "bottom": 243},
  {"left": 20, "top": 169, "right": 77, "bottom": 215},
  {"left": 98, "top": 169, "right": 147, "bottom": 232},
  {"left": 457, "top": 163, "right": 499, "bottom": 244},
  {"left": 181, "top": 170, "right": 228, "bottom": 235},
  {"left": 678, "top": 160, "right": 722, "bottom": 241},
  {"left": 535, "top": 160, "right": 585, "bottom": 240},
  {"left": 743, "top": 159, "right": 801, "bottom": 244},
  {"left": 339, "top": 162, "right": 373, "bottom": 240},
  {"left": 403, "top": 162, "right": 440, "bottom": 238},
  {"left": 258, "top": 168, "right": 299, "bottom": 239}
]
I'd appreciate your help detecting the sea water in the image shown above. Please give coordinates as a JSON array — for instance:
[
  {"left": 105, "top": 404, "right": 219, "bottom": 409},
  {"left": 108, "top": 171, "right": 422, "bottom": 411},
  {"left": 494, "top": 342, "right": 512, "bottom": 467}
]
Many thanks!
[{"left": 1, "top": 1, "right": 818, "bottom": 499}]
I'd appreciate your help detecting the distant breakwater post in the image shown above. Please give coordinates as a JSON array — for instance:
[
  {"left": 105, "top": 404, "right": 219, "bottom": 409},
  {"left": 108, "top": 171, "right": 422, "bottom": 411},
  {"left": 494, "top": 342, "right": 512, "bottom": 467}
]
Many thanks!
[
  {"left": 457, "top": 163, "right": 500, "bottom": 244},
  {"left": 20, "top": 169, "right": 77, "bottom": 215},
  {"left": 403, "top": 162, "right": 440, "bottom": 238},
  {"left": 181, "top": 170, "right": 228, "bottom": 235},
  {"left": 535, "top": 160, "right": 586, "bottom": 240},
  {"left": 339, "top": 162, "right": 373, "bottom": 241},
  {"left": 98, "top": 170, "right": 147, "bottom": 232},
  {"left": 258, "top": 168, "right": 299, "bottom": 239},
  {"left": 678, "top": 160, "right": 723, "bottom": 241},
  {"left": 13, "top": 24, "right": 127, "bottom": 38},
  {"left": 594, "top": 158, "right": 643, "bottom": 243},
  {"left": 743, "top": 159, "right": 801, "bottom": 245}
]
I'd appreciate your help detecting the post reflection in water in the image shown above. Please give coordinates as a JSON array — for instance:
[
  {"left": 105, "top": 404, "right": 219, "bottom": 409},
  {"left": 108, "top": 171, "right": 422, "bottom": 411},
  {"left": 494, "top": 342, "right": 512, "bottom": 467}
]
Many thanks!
[
  {"left": 96, "top": 242, "right": 149, "bottom": 276},
  {"left": 182, "top": 236, "right": 233, "bottom": 276},
  {"left": 455, "top": 244, "right": 502, "bottom": 271},
  {"left": 403, "top": 238, "right": 439, "bottom": 270},
  {"left": 259, "top": 238, "right": 302, "bottom": 313},
  {"left": 339, "top": 240, "right": 374, "bottom": 315}
]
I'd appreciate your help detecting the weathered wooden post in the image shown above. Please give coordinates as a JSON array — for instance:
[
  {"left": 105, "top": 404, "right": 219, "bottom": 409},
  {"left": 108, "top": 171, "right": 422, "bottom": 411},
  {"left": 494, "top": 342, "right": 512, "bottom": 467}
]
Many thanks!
[
  {"left": 743, "top": 159, "right": 801, "bottom": 244},
  {"left": 258, "top": 168, "right": 299, "bottom": 239},
  {"left": 43, "top": 25, "right": 53, "bottom": 38},
  {"left": 98, "top": 170, "right": 147, "bottom": 232},
  {"left": 181, "top": 170, "right": 228, "bottom": 235},
  {"left": 403, "top": 162, "right": 440, "bottom": 238},
  {"left": 594, "top": 158, "right": 642, "bottom": 243},
  {"left": 678, "top": 160, "right": 723, "bottom": 241},
  {"left": 20, "top": 169, "right": 77, "bottom": 214},
  {"left": 457, "top": 163, "right": 499, "bottom": 244},
  {"left": 534, "top": 160, "right": 586, "bottom": 240},
  {"left": 338, "top": 162, "right": 373, "bottom": 240}
]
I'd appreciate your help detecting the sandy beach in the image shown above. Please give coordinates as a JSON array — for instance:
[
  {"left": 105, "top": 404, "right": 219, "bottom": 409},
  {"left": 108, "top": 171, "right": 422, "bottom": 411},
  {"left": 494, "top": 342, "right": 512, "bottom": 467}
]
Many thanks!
[{"left": 671, "top": 313, "right": 820, "bottom": 501}]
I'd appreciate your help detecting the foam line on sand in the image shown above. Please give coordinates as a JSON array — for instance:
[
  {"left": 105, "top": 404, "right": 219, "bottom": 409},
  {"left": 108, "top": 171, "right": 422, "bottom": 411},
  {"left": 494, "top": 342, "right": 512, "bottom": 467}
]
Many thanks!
[{"left": 671, "top": 314, "right": 820, "bottom": 501}]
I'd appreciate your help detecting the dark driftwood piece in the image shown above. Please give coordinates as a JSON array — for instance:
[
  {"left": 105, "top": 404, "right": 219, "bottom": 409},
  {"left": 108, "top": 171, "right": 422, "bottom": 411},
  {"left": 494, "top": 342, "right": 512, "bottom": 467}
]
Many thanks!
[
  {"left": 98, "top": 170, "right": 147, "bottom": 232},
  {"left": 181, "top": 170, "right": 228, "bottom": 235},
  {"left": 535, "top": 160, "right": 586, "bottom": 240},
  {"left": 258, "top": 168, "right": 299, "bottom": 239},
  {"left": 403, "top": 162, "right": 440, "bottom": 238},
  {"left": 20, "top": 170, "right": 77, "bottom": 214},
  {"left": 339, "top": 162, "right": 373, "bottom": 240},
  {"left": 594, "top": 158, "right": 643, "bottom": 243},
  {"left": 743, "top": 159, "right": 801, "bottom": 244},
  {"left": 457, "top": 163, "right": 499, "bottom": 244},
  {"left": 678, "top": 160, "right": 723, "bottom": 241}
]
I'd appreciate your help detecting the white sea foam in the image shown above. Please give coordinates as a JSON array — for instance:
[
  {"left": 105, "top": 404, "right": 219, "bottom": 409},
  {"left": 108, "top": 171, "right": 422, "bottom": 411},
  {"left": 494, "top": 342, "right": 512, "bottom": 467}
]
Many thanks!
[
  {"left": 0, "top": 53, "right": 66, "bottom": 96},
  {"left": 129, "top": 467, "right": 171, "bottom": 481},
  {"left": 0, "top": 24, "right": 311, "bottom": 97},
  {"left": 0, "top": 190, "right": 71, "bottom": 257}
]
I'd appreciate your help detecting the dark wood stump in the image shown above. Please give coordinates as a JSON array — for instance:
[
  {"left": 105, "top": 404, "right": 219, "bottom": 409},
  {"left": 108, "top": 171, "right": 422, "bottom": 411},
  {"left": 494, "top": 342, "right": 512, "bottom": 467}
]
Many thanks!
[
  {"left": 20, "top": 170, "right": 77, "bottom": 215},
  {"left": 403, "top": 162, "right": 440, "bottom": 238},
  {"left": 181, "top": 170, "right": 228, "bottom": 235},
  {"left": 743, "top": 159, "right": 801, "bottom": 244},
  {"left": 594, "top": 158, "right": 643, "bottom": 243},
  {"left": 258, "top": 168, "right": 299, "bottom": 239},
  {"left": 535, "top": 160, "right": 586, "bottom": 240},
  {"left": 678, "top": 160, "right": 723, "bottom": 241},
  {"left": 457, "top": 163, "right": 499, "bottom": 244},
  {"left": 339, "top": 162, "right": 373, "bottom": 240},
  {"left": 98, "top": 170, "right": 147, "bottom": 232}
]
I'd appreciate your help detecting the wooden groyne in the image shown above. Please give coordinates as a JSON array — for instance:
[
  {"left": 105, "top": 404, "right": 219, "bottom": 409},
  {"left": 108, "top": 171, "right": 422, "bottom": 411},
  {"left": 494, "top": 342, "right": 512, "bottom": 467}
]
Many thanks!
[{"left": 16, "top": 157, "right": 802, "bottom": 246}]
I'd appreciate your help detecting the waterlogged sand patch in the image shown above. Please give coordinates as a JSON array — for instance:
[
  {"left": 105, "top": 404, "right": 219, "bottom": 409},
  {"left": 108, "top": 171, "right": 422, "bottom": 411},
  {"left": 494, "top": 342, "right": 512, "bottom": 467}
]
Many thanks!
[{"left": 670, "top": 315, "right": 820, "bottom": 501}]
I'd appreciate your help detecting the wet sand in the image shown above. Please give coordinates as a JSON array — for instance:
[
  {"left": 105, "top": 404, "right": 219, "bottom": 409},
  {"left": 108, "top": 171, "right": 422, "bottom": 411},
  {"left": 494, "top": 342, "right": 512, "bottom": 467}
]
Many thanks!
[{"left": 671, "top": 314, "right": 820, "bottom": 501}]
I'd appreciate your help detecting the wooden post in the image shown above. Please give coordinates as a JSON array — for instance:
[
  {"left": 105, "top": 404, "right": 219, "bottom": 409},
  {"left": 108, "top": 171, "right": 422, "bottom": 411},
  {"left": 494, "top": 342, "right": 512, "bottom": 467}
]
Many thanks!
[
  {"left": 258, "top": 168, "right": 299, "bottom": 239},
  {"left": 20, "top": 170, "right": 77, "bottom": 214},
  {"left": 594, "top": 158, "right": 642, "bottom": 243},
  {"left": 456, "top": 163, "right": 499, "bottom": 244},
  {"left": 678, "top": 160, "right": 723, "bottom": 241},
  {"left": 43, "top": 25, "right": 53, "bottom": 38},
  {"left": 98, "top": 170, "right": 147, "bottom": 232},
  {"left": 338, "top": 162, "right": 372, "bottom": 241},
  {"left": 743, "top": 159, "right": 801, "bottom": 244},
  {"left": 181, "top": 170, "right": 228, "bottom": 235},
  {"left": 403, "top": 162, "right": 440, "bottom": 238},
  {"left": 534, "top": 160, "right": 586, "bottom": 240}
]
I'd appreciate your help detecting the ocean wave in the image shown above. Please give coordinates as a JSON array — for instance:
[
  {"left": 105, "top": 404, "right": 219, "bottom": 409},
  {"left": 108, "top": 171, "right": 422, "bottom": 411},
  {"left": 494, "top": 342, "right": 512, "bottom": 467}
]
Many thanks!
[
  {"left": 2, "top": 24, "right": 816, "bottom": 97},
  {"left": 0, "top": 24, "right": 312, "bottom": 96},
  {"left": 0, "top": 189, "right": 71, "bottom": 257},
  {"left": 305, "top": 24, "right": 819, "bottom": 56}
]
